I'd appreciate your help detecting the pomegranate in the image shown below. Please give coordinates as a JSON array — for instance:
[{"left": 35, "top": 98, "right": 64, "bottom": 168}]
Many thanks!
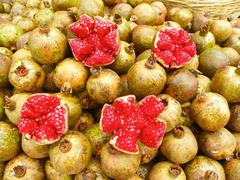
[
  {"left": 0, "top": 121, "right": 21, "bottom": 161},
  {"left": 8, "top": 57, "right": 45, "bottom": 92},
  {"left": 233, "top": 133, "right": 240, "bottom": 153},
  {"left": 109, "top": 41, "right": 136, "bottom": 74},
  {"left": 112, "top": 14, "right": 131, "bottom": 41},
  {"left": 137, "top": 163, "right": 153, "bottom": 179},
  {"left": 25, "top": 0, "right": 41, "bottom": 8},
  {"left": 184, "top": 156, "right": 225, "bottom": 180},
  {"left": 227, "top": 105, "right": 240, "bottom": 132},
  {"left": 211, "top": 66, "right": 240, "bottom": 103},
  {"left": 101, "top": 143, "right": 141, "bottom": 180},
  {"left": 49, "top": 131, "right": 92, "bottom": 174},
  {"left": 224, "top": 159, "right": 240, "bottom": 180},
  {"left": 130, "top": 3, "right": 157, "bottom": 25},
  {"left": 16, "top": 32, "right": 31, "bottom": 50},
  {"left": 52, "top": 11, "right": 75, "bottom": 33},
  {"left": 131, "top": 25, "right": 157, "bottom": 53},
  {"left": 148, "top": 161, "right": 186, "bottom": 180},
  {"left": 127, "top": 57, "right": 167, "bottom": 99},
  {"left": 84, "top": 123, "right": 111, "bottom": 157},
  {"left": 0, "top": 54, "right": 12, "bottom": 88},
  {"left": 181, "top": 55, "right": 199, "bottom": 70},
  {"left": 68, "top": 15, "right": 120, "bottom": 67},
  {"left": 52, "top": 0, "right": 78, "bottom": 11},
  {"left": 178, "top": 102, "right": 194, "bottom": 127},
  {"left": 199, "top": 48, "right": 229, "bottom": 77},
  {"left": 150, "top": 1, "right": 167, "bottom": 25},
  {"left": 10, "top": 2, "right": 25, "bottom": 17},
  {"left": 0, "top": 92, "right": 4, "bottom": 120},
  {"left": 103, "top": 0, "right": 127, "bottom": 6},
  {"left": 77, "top": 0, "right": 104, "bottom": 17},
  {"left": 196, "top": 74, "right": 211, "bottom": 94},
  {"left": 190, "top": 92, "right": 230, "bottom": 131},
  {"left": 54, "top": 92, "right": 82, "bottom": 128},
  {"left": 192, "top": 12, "right": 211, "bottom": 32},
  {"left": 53, "top": 58, "right": 89, "bottom": 93},
  {"left": 160, "top": 126, "right": 198, "bottom": 164},
  {"left": 4, "top": 93, "right": 31, "bottom": 125},
  {"left": 21, "top": 136, "right": 49, "bottom": 159},
  {"left": 100, "top": 95, "right": 166, "bottom": 154},
  {"left": 0, "top": 23, "right": 23, "bottom": 49},
  {"left": 128, "top": 0, "right": 154, "bottom": 7},
  {"left": 78, "top": 90, "right": 99, "bottom": 110},
  {"left": 198, "top": 128, "right": 236, "bottom": 160},
  {"left": 45, "top": 159, "right": 73, "bottom": 180},
  {"left": 152, "top": 28, "right": 197, "bottom": 68},
  {"left": 86, "top": 68, "right": 121, "bottom": 104},
  {"left": 210, "top": 20, "right": 233, "bottom": 43},
  {"left": 191, "top": 22, "right": 215, "bottom": 54},
  {"left": 22, "top": 7, "right": 39, "bottom": 19},
  {"left": 136, "top": 49, "right": 151, "bottom": 62},
  {"left": 165, "top": 69, "right": 198, "bottom": 103},
  {"left": 12, "top": 49, "right": 32, "bottom": 62},
  {"left": 111, "top": 3, "right": 133, "bottom": 20},
  {"left": 28, "top": 25, "right": 67, "bottom": 65},
  {"left": 75, "top": 158, "right": 109, "bottom": 180},
  {"left": 157, "top": 94, "right": 182, "bottom": 132},
  {"left": 0, "top": 13, "right": 11, "bottom": 22},
  {"left": 168, "top": 8, "right": 193, "bottom": 29},
  {"left": 0, "top": 47, "right": 13, "bottom": 57},
  {"left": 119, "top": 74, "right": 131, "bottom": 96},
  {"left": 222, "top": 47, "right": 240, "bottom": 66},
  {"left": 18, "top": 94, "right": 68, "bottom": 145},
  {"left": 33, "top": 8, "right": 54, "bottom": 26},
  {"left": 13, "top": 17, "right": 36, "bottom": 33},
  {"left": 72, "top": 111, "right": 94, "bottom": 131},
  {"left": 3, "top": 154, "right": 45, "bottom": 180}
]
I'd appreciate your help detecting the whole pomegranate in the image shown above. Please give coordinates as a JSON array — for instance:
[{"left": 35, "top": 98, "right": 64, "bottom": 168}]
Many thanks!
[
  {"left": 49, "top": 131, "right": 92, "bottom": 175},
  {"left": 12, "top": 49, "right": 32, "bottom": 62},
  {"left": 160, "top": 126, "right": 198, "bottom": 164},
  {"left": 119, "top": 74, "right": 131, "bottom": 96},
  {"left": 75, "top": 158, "right": 109, "bottom": 180},
  {"left": 45, "top": 159, "right": 73, "bottom": 180},
  {"left": 210, "top": 20, "right": 233, "bottom": 43},
  {"left": 127, "top": 57, "right": 167, "bottom": 98},
  {"left": 78, "top": 90, "right": 99, "bottom": 110},
  {"left": 112, "top": 14, "right": 131, "bottom": 41},
  {"left": 224, "top": 158, "right": 240, "bottom": 180},
  {"left": 198, "top": 128, "right": 236, "bottom": 160},
  {"left": 0, "top": 121, "right": 21, "bottom": 161},
  {"left": 28, "top": 25, "right": 67, "bottom": 65},
  {"left": 4, "top": 93, "right": 31, "bottom": 125},
  {"left": 111, "top": 3, "right": 133, "bottom": 20},
  {"left": 77, "top": 0, "right": 104, "bottom": 17},
  {"left": 192, "top": 13, "right": 211, "bottom": 32},
  {"left": 52, "top": 11, "right": 75, "bottom": 33},
  {"left": 72, "top": 111, "right": 94, "bottom": 131},
  {"left": 109, "top": 41, "right": 136, "bottom": 74},
  {"left": 184, "top": 156, "right": 225, "bottom": 180},
  {"left": 33, "top": 8, "right": 54, "bottom": 26},
  {"left": 157, "top": 94, "right": 182, "bottom": 132},
  {"left": 0, "top": 54, "right": 12, "bottom": 88},
  {"left": 21, "top": 136, "right": 49, "bottom": 159},
  {"left": 138, "top": 142, "right": 158, "bottom": 164},
  {"left": 227, "top": 104, "right": 240, "bottom": 132},
  {"left": 53, "top": 58, "right": 89, "bottom": 93},
  {"left": 224, "top": 35, "right": 240, "bottom": 54},
  {"left": 8, "top": 57, "right": 45, "bottom": 92},
  {"left": 190, "top": 92, "right": 230, "bottom": 131},
  {"left": 42, "top": 65, "right": 59, "bottom": 92},
  {"left": 148, "top": 161, "right": 186, "bottom": 180},
  {"left": 101, "top": 143, "right": 141, "bottom": 180},
  {"left": 211, "top": 66, "right": 240, "bottom": 103},
  {"left": 86, "top": 68, "right": 121, "bottom": 104},
  {"left": 165, "top": 69, "right": 198, "bottom": 103},
  {"left": 168, "top": 8, "right": 193, "bottom": 29},
  {"left": 150, "top": 1, "right": 167, "bottom": 25},
  {"left": 196, "top": 74, "right": 211, "bottom": 94},
  {"left": 16, "top": 32, "right": 31, "bottom": 50},
  {"left": 10, "top": 2, "right": 25, "bottom": 17},
  {"left": 222, "top": 47, "right": 240, "bottom": 66},
  {"left": 52, "top": 0, "right": 78, "bottom": 11},
  {"left": 3, "top": 154, "right": 45, "bottom": 180}
]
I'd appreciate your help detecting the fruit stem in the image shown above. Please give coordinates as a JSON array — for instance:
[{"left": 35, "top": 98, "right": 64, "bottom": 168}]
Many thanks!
[
  {"left": 145, "top": 55, "right": 156, "bottom": 69},
  {"left": 205, "top": 170, "right": 219, "bottom": 180},
  {"left": 15, "top": 64, "right": 28, "bottom": 77},
  {"left": 13, "top": 166, "right": 26, "bottom": 178},
  {"left": 61, "top": 82, "right": 73, "bottom": 95},
  {"left": 129, "top": 15, "right": 137, "bottom": 23},
  {"left": 200, "top": 22, "right": 211, "bottom": 36},
  {"left": 59, "top": 139, "right": 72, "bottom": 153},
  {"left": 39, "top": 24, "right": 51, "bottom": 33},
  {"left": 114, "top": 14, "right": 122, "bottom": 24},
  {"left": 169, "top": 165, "right": 181, "bottom": 177},
  {"left": 125, "top": 43, "right": 135, "bottom": 54},
  {"left": 90, "top": 67, "right": 102, "bottom": 76},
  {"left": 173, "top": 126, "right": 184, "bottom": 138},
  {"left": 4, "top": 96, "right": 16, "bottom": 111},
  {"left": 43, "top": 0, "right": 51, "bottom": 8}
]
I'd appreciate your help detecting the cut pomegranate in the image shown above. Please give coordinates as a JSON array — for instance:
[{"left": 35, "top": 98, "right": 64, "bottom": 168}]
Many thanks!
[
  {"left": 152, "top": 28, "right": 196, "bottom": 68},
  {"left": 68, "top": 15, "right": 120, "bottom": 67},
  {"left": 17, "top": 94, "right": 68, "bottom": 145},
  {"left": 100, "top": 95, "right": 166, "bottom": 154}
]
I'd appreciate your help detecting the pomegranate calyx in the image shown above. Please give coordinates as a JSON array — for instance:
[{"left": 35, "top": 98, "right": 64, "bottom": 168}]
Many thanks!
[
  {"left": 100, "top": 95, "right": 166, "bottom": 154},
  {"left": 68, "top": 15, "right": 120, "bottom": 67},
  {"left": 17, "top": 93, "right": 68, "bottom": 145}
]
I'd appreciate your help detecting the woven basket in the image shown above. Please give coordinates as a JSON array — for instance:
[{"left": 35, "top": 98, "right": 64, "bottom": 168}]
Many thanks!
[{"left": 162, "top": 0, "right": 240, "bottom": 19}]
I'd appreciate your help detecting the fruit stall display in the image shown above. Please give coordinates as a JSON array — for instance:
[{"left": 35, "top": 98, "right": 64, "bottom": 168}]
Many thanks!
[{"left": 1, "top": 0, "right": 240, "bottom": 179}]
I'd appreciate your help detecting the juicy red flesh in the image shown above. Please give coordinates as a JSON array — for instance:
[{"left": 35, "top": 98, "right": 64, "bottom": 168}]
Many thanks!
[
  {"left": 153, "top": 28, "right": 196, "bottom": 68},
  {"left": 100, "top": 95, "right": 166, "bottom": 154},
  {"left": 18, "top": 94, "right": 67, "bottom": 144},
  {"left": 68, "top": 15, "right": 120, "bottom": 67}
]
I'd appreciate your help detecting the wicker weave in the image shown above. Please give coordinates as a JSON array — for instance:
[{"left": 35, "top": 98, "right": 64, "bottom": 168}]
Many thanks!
[{"left": 162, "top": 0, "right": 240, "bottom": 19}]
